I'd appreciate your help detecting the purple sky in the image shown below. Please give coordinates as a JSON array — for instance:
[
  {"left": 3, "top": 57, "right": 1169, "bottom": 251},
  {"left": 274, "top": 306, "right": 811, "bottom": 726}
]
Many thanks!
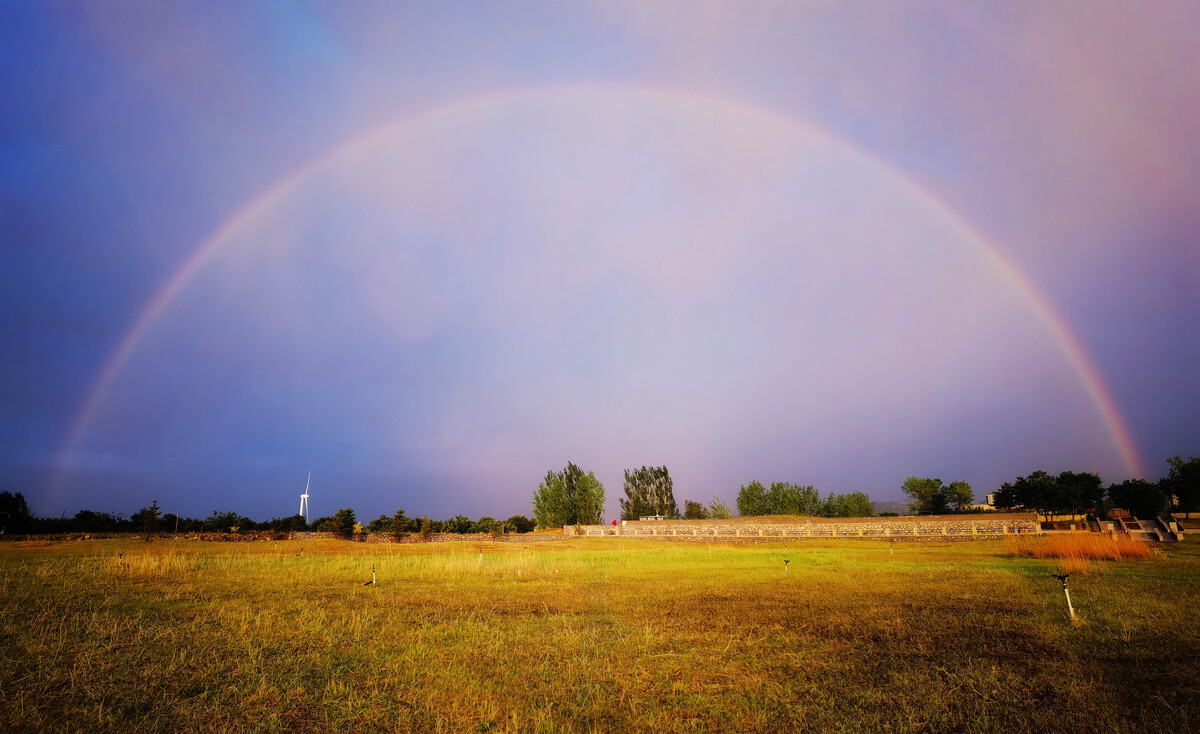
[{"left": 3, "top": 2, "right": 1198, "bottom": 523}]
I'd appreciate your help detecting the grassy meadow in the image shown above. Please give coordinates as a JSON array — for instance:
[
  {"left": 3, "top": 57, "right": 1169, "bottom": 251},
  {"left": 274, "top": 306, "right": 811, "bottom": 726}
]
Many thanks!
[{"left": 1, "top": 535, "right": 1198, "bottom": 733}]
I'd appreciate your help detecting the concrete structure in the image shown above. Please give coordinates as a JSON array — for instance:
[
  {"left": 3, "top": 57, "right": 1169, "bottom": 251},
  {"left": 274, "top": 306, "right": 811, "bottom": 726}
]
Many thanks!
[{"left": 565, "top": 513, "right": 1040, "bottom": 540}]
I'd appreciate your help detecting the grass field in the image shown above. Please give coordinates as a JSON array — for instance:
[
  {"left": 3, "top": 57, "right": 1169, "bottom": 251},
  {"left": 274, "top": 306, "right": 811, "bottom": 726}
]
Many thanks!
[{"left": 2, "top": 536, "right": 1198, "bottom": 733}]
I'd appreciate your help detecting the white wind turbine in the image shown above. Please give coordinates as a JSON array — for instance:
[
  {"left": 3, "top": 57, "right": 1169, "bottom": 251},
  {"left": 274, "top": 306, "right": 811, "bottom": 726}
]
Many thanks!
[{"left": 299, "top": 471, "right": 311, "bottom": 524}]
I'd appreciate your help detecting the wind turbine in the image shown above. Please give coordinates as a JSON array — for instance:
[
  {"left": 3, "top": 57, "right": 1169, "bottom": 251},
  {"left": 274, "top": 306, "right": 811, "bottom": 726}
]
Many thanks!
[{"left": 299, "top": 470, "right": 311, "bottom": 524}]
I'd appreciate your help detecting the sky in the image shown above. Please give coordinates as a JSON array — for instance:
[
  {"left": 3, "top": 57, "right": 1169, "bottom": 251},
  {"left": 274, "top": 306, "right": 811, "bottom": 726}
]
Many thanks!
[{"left": 2, "top": 1, "right": 1198, "bottom": 523}]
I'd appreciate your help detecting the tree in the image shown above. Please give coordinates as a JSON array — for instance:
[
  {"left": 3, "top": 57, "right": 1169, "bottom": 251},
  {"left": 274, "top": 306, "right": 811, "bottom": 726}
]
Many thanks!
[
  {"left": 944, "top": 481, "right": 975, "bottom": 512},
  {"left": 444, "top": 514, "right": 473, "bottom": 534},
  {"left": 1164, "top": 455, "right": 1200, "bottom": 517},
  {"left": 768, "top": 483, "right": 822, "bottom": 515},
  {"left": 1107, "top": 479, "right": 1167, "bottom": 520},
  {"left": 328, "top": 507, "right": 357, "bottom": 538},
  {"left": 619, "top": 466, "right": 678, "bottom": 520},
  {"left": 0, "top": 491, "right": 33, "bottom": 533},
  {"left": 392, "top": 508, "right": 412, "bottom": 539},
  {"left": 471, "top": 517, "right": 498, "bottom": 534},
  {"left": 901, "top": 478, "right": 975, "bottom": 514},
  {"left": 991, "top": 471, "right": 1086, "bottom": 521},
  {"left": 736, "top": 481, "right": 822, "bottom": 516},
  {"left": 72, "top": 509, "right": 119, "bottom": 533},
  {"left": 736, "top": 480, "right": 768, "bottom": 517},
  {"left": 821, "top": 491, "right": 875, "bottom": 518},
  {"left": 706, "top": 496, "right": 733, "bottom": 520},
  {"left": 683, "top": 500, "right": 708, "bottom": 520},
  {"left": 367, "top": 514, "right": 392, "bottom": 533},
  {"left": 418, "top": 516, "right": 433, "bottom": 542},
  {"left": 532, "top": 462, "right": 606, "bottom": 528},
  {"left": 504, "top": 515, "right": 536, "bottom": 533},
  {"left": 1056, "top": 471, "right": 1103, "bottom": 517},
  {"left": 267, "top": 514, "right": 306, "bottom": 532},
  {"left": 131, "top": 500, "right": 161, "bottom": 541},
  {"left": 901, "top": 477, "right": 947, "bottom": 515},
  {"left": 204, "top": 511, "right": 248, "bottom": 533}
]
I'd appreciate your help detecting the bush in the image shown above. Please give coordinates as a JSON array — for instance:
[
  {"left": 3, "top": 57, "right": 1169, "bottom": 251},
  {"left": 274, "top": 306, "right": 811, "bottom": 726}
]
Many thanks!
[{"left": 504, "top": 515, "right": 536, "bottom": 533}]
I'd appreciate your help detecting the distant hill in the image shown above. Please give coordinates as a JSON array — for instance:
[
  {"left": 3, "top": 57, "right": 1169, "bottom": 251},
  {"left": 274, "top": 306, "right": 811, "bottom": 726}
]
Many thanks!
[{"left": 872, "top": 501, "right": 909, "bottom": 515}]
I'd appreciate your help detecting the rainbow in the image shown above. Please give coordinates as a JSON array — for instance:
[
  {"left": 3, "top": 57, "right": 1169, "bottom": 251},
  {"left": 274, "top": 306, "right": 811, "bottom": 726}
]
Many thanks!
[{"left": 53, "top": 83, "right": 1146, "bottom": 489}]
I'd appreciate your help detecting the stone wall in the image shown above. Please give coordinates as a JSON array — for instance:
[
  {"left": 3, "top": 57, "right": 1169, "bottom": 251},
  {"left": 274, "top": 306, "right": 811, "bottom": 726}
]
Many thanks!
[
  {"left": 287, "top": 531, "right": 563, "bottom": 544},
  {"left": 565, "top": 514, "right": 1040, "bottom": 540}
]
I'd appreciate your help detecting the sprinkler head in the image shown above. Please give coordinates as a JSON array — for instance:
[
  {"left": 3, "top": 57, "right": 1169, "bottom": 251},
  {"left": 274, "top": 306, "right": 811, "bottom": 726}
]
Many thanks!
[{"left": 1051, "top": 573, "right": 1070, "bottom": 588}]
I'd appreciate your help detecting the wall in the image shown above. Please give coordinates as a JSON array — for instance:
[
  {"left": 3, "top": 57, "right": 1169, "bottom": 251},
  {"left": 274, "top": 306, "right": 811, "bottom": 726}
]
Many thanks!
[
  {"left": 287, "top": 531, "right": 563, "bottom": 544},
  {"left": 565, "top": 514, "right": 1041, "bottom": 540}
]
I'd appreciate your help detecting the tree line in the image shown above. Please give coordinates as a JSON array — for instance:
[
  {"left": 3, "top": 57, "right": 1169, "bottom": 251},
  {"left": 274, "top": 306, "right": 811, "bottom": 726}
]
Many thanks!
[
  {"left": 0, "top": 493, "right": 536, "bottom": 539},
  {"left": 990, "top": 455, "right": 1199, "bottom": 521},
  {"left": 528, "top": 453, "right": 1199, "bottom": 528},
  {"left": 4, "top": 454, "right": 1194, "bottom": 537},
  {"left": 531, "top": 463, "right": 879, "bottom": 527}
]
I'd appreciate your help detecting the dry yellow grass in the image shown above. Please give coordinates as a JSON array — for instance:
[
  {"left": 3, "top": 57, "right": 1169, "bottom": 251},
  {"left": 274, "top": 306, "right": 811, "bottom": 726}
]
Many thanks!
[
  {"left": 0, "top": 536, "right": 1196, "bottom": 733},
  {"left": 1005, "top": 533, "right": 1151, "bottom": 572}
]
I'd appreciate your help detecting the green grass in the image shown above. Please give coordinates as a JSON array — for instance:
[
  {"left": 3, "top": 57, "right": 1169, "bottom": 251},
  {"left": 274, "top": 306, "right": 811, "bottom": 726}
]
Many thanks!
[{"left": 2, "top": 536, "right": 1197, "bottom": 732}]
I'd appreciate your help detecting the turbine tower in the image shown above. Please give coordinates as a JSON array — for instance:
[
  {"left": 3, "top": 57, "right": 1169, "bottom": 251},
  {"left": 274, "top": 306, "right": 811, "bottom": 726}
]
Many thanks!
[{"left": 299, "top": 470, "right": 310, "bottom": 524}]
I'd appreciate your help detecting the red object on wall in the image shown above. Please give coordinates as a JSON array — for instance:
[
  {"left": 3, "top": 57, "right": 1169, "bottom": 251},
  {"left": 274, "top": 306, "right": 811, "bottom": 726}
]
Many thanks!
[{"left": 612, "top": 519, "right": 617, "bottom": 526}]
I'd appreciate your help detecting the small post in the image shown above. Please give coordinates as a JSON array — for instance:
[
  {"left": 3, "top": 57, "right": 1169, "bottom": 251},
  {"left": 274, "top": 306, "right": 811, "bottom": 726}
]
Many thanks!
[
  {"left": 372, "top": 563, "right": 376, "bottom": 585},
  {"left": 1052, "top": 573, "right": 1075, "bottom": 620}
]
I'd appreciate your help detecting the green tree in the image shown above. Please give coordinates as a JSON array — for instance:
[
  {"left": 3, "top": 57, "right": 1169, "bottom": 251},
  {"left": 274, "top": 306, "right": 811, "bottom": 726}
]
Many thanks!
[
  {"left": 1164, "top": 455, "right": 1200, "bottom": 517},
  {"left": 418, "top": 516, "right": 433, "bottom": 541},
  {"left": 991, "top": 471, "right": 1074, "bottom": 520},
  {"left": 442, "top": 514, "right": 472, "bottom": 533},
  {"left": 471, "top": 517, "right": 498, "bottom": 534},
  {"left": 767, "top": 482, "right": 821, "bottom": 515},
  {"left": 367, "top": 514, "right": 392, "bottom": 533},
  {"left": 131, "top": 500, "right": 161, "bottom": 541},
  {"left": 944, "top": 481, "right": 975, "bottom": 512},
  {"left": 620, "top": 465, "right": 678, "bottom": 520},
  {"left": 821, "top": 491, "right": 875, "bottom": 518},
  {"left": 736, "top": 480, "right": 768, "bottom": 517},
  {"left": 901, "top": 477, "right": 947, "bottom": 515},
  {"left": 392, "top": 508, "right": 412, "bottom": 538},
  {"left": 532, "top": 462, "right": 606, "bottom": 528},
  {"left": 901, "top": 478, "right": 975, "bottom": 515},
  {"left": 504, "top": 515, "right": 536, "bottom": 533},
  {"left": 328, "top": 507, "right": 357, "bottom": 538},
  {"left": 706, "top": 496, "right": 733, "bottom": 520},
  {"left": 683, "top": 500, "right": 708, "bottom": 519},
  {"left": 204, "top": 511, "right": 249, "bottom": 533}
]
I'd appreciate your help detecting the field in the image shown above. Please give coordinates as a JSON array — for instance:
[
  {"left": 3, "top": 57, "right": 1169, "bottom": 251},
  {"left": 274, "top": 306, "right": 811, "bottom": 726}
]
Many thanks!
[{"left": 2, "top": 536, "right": 1198, "bottom": 733}]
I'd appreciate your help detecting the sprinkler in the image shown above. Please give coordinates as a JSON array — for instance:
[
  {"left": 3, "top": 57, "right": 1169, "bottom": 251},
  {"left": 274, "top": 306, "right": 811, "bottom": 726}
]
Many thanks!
[
  {"left": 1051, "top": 573, "right": 1075, "bottom": 620},
  {"left": 364, "top": 563, "right": 376, "bottom": 586},
  {"left": 784, "top": 559, "right": 790, "bottom": 572}
]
